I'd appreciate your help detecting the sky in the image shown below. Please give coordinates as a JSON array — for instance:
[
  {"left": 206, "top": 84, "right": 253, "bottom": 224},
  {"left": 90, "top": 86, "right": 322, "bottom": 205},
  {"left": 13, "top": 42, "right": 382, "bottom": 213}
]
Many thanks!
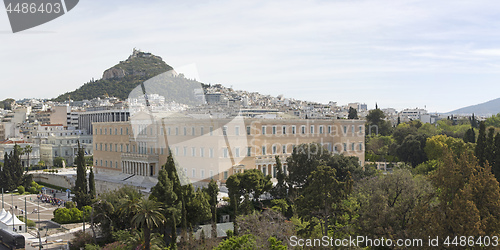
[{"left": 1, "top": 0, "right": 500, "bottom": 113}]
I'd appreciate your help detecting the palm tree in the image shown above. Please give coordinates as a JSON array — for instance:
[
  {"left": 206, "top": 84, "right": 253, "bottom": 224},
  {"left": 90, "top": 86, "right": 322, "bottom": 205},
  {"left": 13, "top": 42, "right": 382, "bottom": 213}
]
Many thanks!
[
  {"left": 23, "top": 145, "right": 32, "bottom": 170},
  {"left": 131, "top": 198, "right": 166, "bottom": 250}
]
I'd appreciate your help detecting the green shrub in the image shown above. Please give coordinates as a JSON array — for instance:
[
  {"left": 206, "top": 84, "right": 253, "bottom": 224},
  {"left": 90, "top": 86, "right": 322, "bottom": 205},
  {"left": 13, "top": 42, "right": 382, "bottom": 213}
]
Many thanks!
[
  {"left": 65, "top": 201, "right": 76, "bottom": 209},
  {"left": 28, "top": 187, "right": 37, "bottom": 194},
  {"left": 17, "top": 186, "right": 24, "bottom": 195}
]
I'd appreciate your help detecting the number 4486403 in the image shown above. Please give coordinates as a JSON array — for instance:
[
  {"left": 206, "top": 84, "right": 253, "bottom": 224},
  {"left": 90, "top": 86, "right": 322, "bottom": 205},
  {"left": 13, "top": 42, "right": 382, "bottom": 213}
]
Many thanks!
[
  {"left": 443, "top": 236, "right": 498, "bottom": 247},
  {"left": 6, "top": 2, "right": 61, "bottom": 14}
]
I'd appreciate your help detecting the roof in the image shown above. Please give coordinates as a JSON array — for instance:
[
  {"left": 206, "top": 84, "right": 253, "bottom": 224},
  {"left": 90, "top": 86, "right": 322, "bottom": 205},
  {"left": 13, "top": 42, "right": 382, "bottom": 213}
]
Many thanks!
[{"left": 0, "top": 140, "right": 29, "bottom": 144}]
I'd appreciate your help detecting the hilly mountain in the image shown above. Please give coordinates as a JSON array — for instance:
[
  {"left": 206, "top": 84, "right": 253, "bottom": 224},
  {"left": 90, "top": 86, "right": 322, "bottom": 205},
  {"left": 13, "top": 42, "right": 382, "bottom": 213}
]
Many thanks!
[
  {"left": 54, "top": 49, "right": 180, "bottom": 102},
  {"left": 447, "top": 97, "right": 500, "bottom": 116}
]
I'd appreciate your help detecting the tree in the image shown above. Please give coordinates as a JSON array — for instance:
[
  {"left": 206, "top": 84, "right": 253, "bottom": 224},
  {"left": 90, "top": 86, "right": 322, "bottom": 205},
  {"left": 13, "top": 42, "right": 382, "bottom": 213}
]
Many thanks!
[
  {"left": 354, "top": 169, "right": 433, "bottom": 240},
  {"left": 23, "top": 145, "right": 32, "bottom": 170},
  {"left": 463, "top": 127, "right": 476, "bottom": 143},
  {"left": 476, "top": 121, "right": 487, "bottom": 166},
  {"left": 270, "top": 156, "right": 287, "bottom": 199},
  {"left": 347, "top": 107, "right": 358, "bottom": 119},
  {"left": 494, "top": 133, "right": 500, "bottom": 183},
  {"left": 1, "top": 144, "right": 26, "bottom": 191},
  {"left": 412, "top": 151, "right": 500, "bottom": 239},
  {"left": 203, "top": 179, "right": 219, "bottom": 238},
  {"left": 396, "top": 134, "right": 427, "bottom": 167},
  {"left": 227, "top": 169, "right": 272, "bottom": 213},
  {"left": 295, "top": 165, "right": 348, "bottom": 236},
  {"left": 365, "top": 109, "right": 391, "bottom": 136},
  {"left": 131, "top": 197, "right": 166, "bottom": 250},
  {"left": 425, "top": 134, "right": 474, "bottom": 161},
  {"left": 237, "top": 210, "right": 295, "bottom": 248},
  {"left": 486, "top": 127, "right": 496, "bottom": 167},
  {"left": 88, "top": 167, "right": 96, "bottom": 199},
  {"left": 73, "top": 142, "right": 89, "bottom": 209},
  {"left": 53, "top": 157, "right": 66, "bottom": 168}
]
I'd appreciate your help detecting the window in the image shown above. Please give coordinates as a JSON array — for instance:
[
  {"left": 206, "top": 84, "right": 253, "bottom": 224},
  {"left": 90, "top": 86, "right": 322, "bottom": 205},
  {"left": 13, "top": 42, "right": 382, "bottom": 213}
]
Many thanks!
[
  {"left": 192, "top": 169, "right": 196, "bottom": 178},
  {"left": 209, "top": 148, "right": 214, "bottom": 158},
  {"left": 95, "top": 143, "right": 98, "bottom": 151},
  {"left": 100, "top": 129, "right": 103, "bottom": 135},
  {"left": 235, "top": 126, "right": 240, "bottom": 136},
  {"left": 191, "top": 147, "right": 196, "bottom": 157},
  {"left": 161, "top": 148, "right": 164, "bottom": 155},
  {"left": 223, "top": 126, "right": 228, "bottom": 136},
  {"left": 343, "top": 126, "right": 347, "bottom": 134},
  {"left": 126, "top": 144, "right": 129, "bottom": 152},
  {"left": 246, "top": 126, "right": 251, "bottom": 135},
  {"left": 292, "top": 126, "right": 296, "bottom": 134},
  {"left": 282, "top": 126, "right": 286, "bottom": 134},
  {"left": 121, "top": 128, "right": 123, "bottom": 135},
  {"left": 192, "top": 127, "right": 195, "bottom": 136},
  {"left": 105, "top": 161, "right": 108, "bottom": 167},
  {"left": 359, "top": 143, "right": 363, "bottom": 151},
  {"left": 247, "top": 147, "right": 251, "bottom": 157},
  {"left": 319, "top": 126, "right": 324, "bottom": 134},
  {"left": 223, "top": 148, "right": 228, "bottom": 158},
  {"left": 95, "top": 128, "right": 97, "bottom": 134},
  {"left": 210, "top": 127, "right": 213, "bottom": 136},
  {"left": 201, "top": 169, "right": 205, "bottom": 178},
  {"left": 126, "top": 128, "right": 129, "bottom": 135},
  {"left": 262, "top": 146, "right": 267, "bottom": 155},
  {"left": 301, "top": 126, "right": 306, "bottom": 134},
  {"left": 200, "top": 147, "right": 205, "bottom": 157},
  {"left": 183, "top": 147, "right": 187, "bottom": 156},
  {"left": 343, "top": 143, "right": 347, "bottom": 152},
  {"left": 116, "top": 161, "right": 118, "bottom": 168},
  {"left": 100, "top": 160, "right": 102, "bottom": 166},
  {"left": 121, "top": 144, "right": 123, "bottom": 152},
  {"left": 352, "top": 125, "right": 355, "bottom": 135},
  {"left": 272, "top": 145, "right": 277, "bottom": 154},
  {"left": 210, "top": 170, "right": 214, "bottom": 179},
  {"left": 183, "top": 127, "right": 187, "bottom": 136},
  {"left": 175, "top": 127, "right": 179, "bottom": 135},
  {"left": 115, "top": 144, "right": 118, "bottom": 152},
  {"left": 282, "top": 145, "right": 286, "bottom": 154},
  {"left": 262, "top": 126, "right": 266, "bottom": 135},
  {"left": 235, "top": 147, "right": 240, "bottom": 158},
  {"left": 224, "top": 171, "right": 228, "bottom": 180},
  {"left": 359, "top": 126, "right": 363, "bottom": 134},
  {"left": 351, "top": 143, "right": 355, "bottom": 151},
  {"left": 115, "top": 128, "right": 118, "bottom": 135},
  {"left": 272, "top": 126, "right": 277, "bottom": 135},
  {"left": 201, "top": 127, "right": 204, "bottom": 135},
  {"left": 168, "top": 127, "right": 171, "bottom": 135},
  {"left": 175, "top": 147, "right": 179, "bottom": 156},
  {"left": 133, "top": 145, "right": 136, "bottom": 153},
  {"left": 109, "top": 128, "right": 112, "bottom": 134},
  {"left": 310, "top": 125, "right": 314, "bottom": 134},
  {"left": 105, "top": 144, "right": 108, "bottom": 151}
]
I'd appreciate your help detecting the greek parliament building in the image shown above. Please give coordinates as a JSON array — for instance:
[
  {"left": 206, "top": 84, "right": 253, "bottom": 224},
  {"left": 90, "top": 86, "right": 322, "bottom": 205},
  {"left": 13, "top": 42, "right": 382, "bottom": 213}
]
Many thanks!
[{"left": 92, "top": 111, "right": 365, "bottom": 193}]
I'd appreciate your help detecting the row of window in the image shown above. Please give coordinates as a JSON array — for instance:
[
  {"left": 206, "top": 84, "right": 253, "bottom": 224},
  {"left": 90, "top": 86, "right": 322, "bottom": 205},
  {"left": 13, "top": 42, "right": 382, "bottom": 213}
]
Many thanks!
[{"left": 95, "top": 124, "right": 364, "bottom": 137}]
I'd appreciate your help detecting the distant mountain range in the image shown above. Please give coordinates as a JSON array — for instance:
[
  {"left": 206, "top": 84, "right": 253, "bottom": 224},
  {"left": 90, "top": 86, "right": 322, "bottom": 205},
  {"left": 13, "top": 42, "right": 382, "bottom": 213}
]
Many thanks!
[
  {"left": 446, "top": 98, "right": 500, "bottom": 116},
  {"left": 53, "top": 49, "right": 178, "bottom": 102}
]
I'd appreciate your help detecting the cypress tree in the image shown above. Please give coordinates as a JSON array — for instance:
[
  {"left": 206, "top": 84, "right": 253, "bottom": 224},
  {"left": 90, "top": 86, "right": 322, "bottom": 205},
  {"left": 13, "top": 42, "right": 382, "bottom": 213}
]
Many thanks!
[
  {"left": 492, "top": 133, "right": 500, "bottom": 183},
  {"left": 73, "top": 142, "right": 89, "bottom": 208},
  {"left": 89, "top": 167, "right": 96, "bottom": 199},
  {"left": 476, "top": 122, "right": 487, "bottom": 167},
  {"left": 486, "top": 127, "right": 496, "bottom": 166}
]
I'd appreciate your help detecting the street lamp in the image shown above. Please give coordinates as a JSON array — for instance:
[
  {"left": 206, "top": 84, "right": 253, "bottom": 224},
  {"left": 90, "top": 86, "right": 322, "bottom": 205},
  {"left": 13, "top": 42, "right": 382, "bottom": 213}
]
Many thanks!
[{"left": 11, "top": 189, "right": 17, "bottom": 232}]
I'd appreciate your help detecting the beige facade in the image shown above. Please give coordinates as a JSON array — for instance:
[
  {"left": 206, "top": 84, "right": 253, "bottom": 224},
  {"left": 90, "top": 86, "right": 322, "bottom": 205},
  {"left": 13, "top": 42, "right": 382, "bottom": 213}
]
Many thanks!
[{"left": 93, "top": 113, "right": 365, "bottom": 185}]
